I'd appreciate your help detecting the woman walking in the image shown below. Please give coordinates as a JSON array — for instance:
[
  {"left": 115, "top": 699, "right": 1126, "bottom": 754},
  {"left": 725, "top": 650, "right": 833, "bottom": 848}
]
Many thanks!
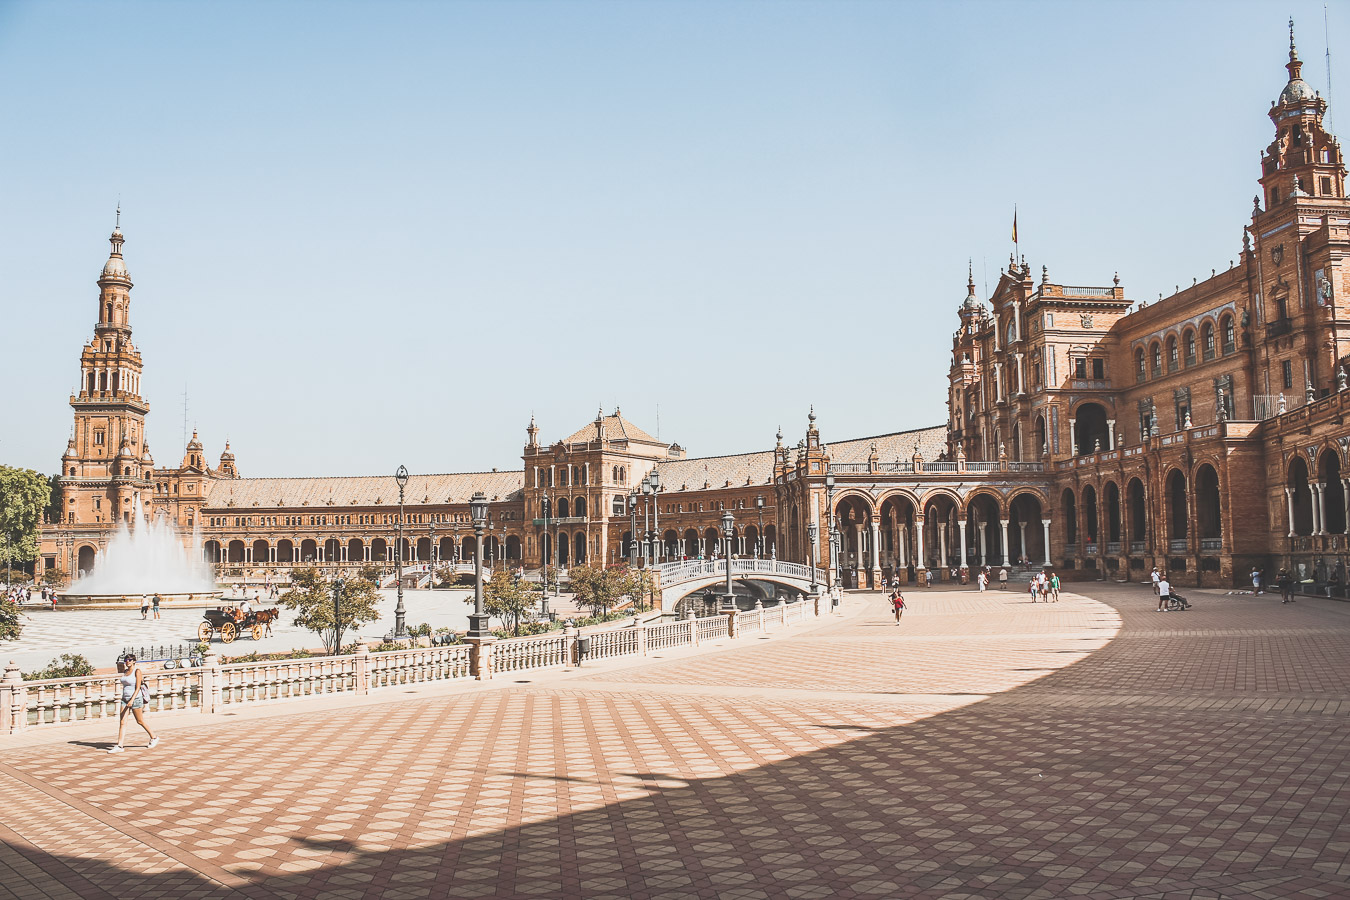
[
  {"left": 891, "top": 590, "right": 906, "bottom": 624},
  {"left": 109, "top": 653, "right": 159, "bottom": 753}
]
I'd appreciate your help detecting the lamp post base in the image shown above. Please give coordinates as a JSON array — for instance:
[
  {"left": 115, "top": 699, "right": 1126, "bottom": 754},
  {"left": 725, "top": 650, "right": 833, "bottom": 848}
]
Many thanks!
[{"left": 467, "top": 613, "right": 492, "bottom": 638}]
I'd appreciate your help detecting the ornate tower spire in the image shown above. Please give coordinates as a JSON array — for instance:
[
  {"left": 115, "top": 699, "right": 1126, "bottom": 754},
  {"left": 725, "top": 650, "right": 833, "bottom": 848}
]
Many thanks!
[{"left": 1259, "top": 22, "right": 1345, "bottom": 206}]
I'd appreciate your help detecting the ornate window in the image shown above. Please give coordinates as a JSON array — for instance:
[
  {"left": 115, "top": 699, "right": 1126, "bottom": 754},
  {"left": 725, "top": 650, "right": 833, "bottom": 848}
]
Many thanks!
[
  {"left": 1135, "top": 349, "right": 1146, "bottom": 383},
  {"left": 1167, "top": 336, "right": 1178, "bottom": 373},
  {"left": 1184, "top": 330, "right": 1196, "bottom": 366},
  {"left": 1151, "top": 343, "right": 1163, "bottom": 377},
  {"left": 1221, "top": 316, "right": 1235, "bottom": 354},
  {"left": 1202, "top": 324, "right": 1216, "bottom": 360}
]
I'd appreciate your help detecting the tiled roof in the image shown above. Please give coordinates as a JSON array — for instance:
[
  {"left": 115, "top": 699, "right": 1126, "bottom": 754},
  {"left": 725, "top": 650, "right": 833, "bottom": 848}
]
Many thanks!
[
  {"left": 203, "top": 471, "right": 524, "bottom": 510},
  {"left": 656, "top": 451, "right": 775, "bottom": 491},
  {"left": 826, "top": 425, "right": 948, "bottom": 465},
  {"left": 654, "top": 424, "right": 947, "bottom": 492},
  {"left": 562, "top": 413, "right": 663, "bottom": 446}
]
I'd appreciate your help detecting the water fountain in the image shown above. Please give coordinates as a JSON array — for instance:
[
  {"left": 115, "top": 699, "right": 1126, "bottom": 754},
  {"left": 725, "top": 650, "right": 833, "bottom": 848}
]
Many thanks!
[{"left": 60, "top": 494, "right": 222, "bottom": 609}]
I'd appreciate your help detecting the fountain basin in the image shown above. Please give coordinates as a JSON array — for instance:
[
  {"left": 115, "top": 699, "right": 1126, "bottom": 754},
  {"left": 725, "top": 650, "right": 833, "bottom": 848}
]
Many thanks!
[{"left": 57, "top": 590, "right": 225, "bottom": 610}]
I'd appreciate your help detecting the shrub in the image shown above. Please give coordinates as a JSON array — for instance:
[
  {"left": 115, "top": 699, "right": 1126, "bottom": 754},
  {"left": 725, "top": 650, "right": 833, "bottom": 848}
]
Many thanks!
[
  {"left": 23, "top": 653, "right": 95, "bottom": 681},
  {"left": 0, "top": 601, "right": 21, "bottom": 641}
]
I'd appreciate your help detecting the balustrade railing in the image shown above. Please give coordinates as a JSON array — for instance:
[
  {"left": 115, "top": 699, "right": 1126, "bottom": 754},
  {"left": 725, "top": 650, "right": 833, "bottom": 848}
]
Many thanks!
[
  {"left": 3, "top": 596, "right": 824, "bottom": 735},
  {"left": 1168, "top": 539, "right": 1188, "bottom": 552},
  {"left": 1199, "top": 538, "right": 1223, "bottom": 552},
  {"left": 1130, "top": 541, "right": 1146, "bottom": 553},
  {"left": 1105, "top": 542, "right": 1122, "bottom": 555},
  {"left": 654, "top": 558, "right": 822, "bottom": 589}
]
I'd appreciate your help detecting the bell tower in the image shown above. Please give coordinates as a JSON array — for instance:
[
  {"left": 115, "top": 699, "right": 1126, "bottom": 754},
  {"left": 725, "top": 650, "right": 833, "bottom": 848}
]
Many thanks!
[
  {"left": 59, "top": 213, "right": 153, "bottom": 526},
  {"left": 1258, "top": 21, "right": 1346, "bottom": 207}
]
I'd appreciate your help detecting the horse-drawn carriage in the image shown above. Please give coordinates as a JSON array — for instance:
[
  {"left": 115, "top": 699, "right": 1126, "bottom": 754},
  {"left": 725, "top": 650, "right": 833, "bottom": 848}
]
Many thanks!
[{"left": 198, "top": 599, "right": 280, "bottom": 643}]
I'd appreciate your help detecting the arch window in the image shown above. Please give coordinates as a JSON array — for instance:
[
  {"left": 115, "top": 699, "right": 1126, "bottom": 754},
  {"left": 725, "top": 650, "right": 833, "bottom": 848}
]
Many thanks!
[
  {"left": 1202, "top": 323, "right": 1215, "bottom": 360},
  {"left": 1221, "top": 316, "right": 1235, "bottom": 354},
  {"left": 1151, "top": 343, "right": 1162, "bottom": 377},
  {"left": 612, "top": 495, "right": 625, "bottom": 516},
  {"left": 1184, "top": 330, "right": 1196, "bottom": 366},
  {"left": 1135, "top": 349, "right": 1146, "bottom": 383},
  {"left": 1166, "top": 336, "right": 1178, "bottom": 373}
]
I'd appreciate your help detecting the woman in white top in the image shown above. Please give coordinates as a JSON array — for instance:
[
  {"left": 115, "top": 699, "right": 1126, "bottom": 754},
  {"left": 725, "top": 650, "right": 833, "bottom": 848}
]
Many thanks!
[{"left": 109, "top": 653, "right": 159, "bottom": 753}]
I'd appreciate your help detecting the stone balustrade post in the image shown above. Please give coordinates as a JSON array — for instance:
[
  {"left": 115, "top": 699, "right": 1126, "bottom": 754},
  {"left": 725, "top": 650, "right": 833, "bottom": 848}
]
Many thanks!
[
  {"left": 687, "top": 609, "right": 699, "bottom": 647},
  {"left": 354, "top": 643, "right": 370, "bottom": 695},
  {"left": 564, "top": 624, "right": 579, "bottom": 667},
  {"left": 635, "top": 615, "right": 648, "bottom": 656},
  {"left": 2, "top": 660, "right": 25, "bottom": 735},
  {"left": 201, "top": 653, "right": 220, "bottom": 715},
  {"left": 468, "top": 636, "right": 496, "bottom": 681},
  {"left": 754, "top": 598, "right": 765, "bottom": 632}
]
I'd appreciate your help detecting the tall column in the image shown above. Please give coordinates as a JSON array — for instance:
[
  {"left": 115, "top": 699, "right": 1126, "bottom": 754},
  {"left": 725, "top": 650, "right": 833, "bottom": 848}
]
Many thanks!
[
  {"left": 1068, "top": 418, "right": 1077, "bottom": 454},
  {"left": 999, "top": 517, "right": 1010, "bottom": 566},
  {"left": 1316, "top": 482, "right": 1329, "bottom": 535},
  {"left": 1017, "top": 520, "right": 1027, "bottom": 563},
  {"left": 1041, "top": 519, "right": 1052, "bottom": 566},
  {"left": 1286, "top": 488, "right": 1296, "bottom": 537},
  {"left": 977, "top": 517, "right": 988, "bottom": 565},
  {"left": 869, "top": 518, "right": 881, "bottom": 577},
  {"left": 1015, "top": 352, "right": 1025, "bottom": 394},
  {"left": 915, "top": 516, "right": 926, "bottom": 571},
  {"left": 958, "top": 515, "right": 969, "bottom": 568},
  {"left": 1107, "top": 419, "right": 1116, "bottom": 450},
  {"left": 938, "top": 519, "right": 947, "bottom": 567},
  {"left": 1343, "top": 479, "right": 1350, "bottom": 534},
  {"left": 898, "top": 525, "right": 908, "bottom": 568}
]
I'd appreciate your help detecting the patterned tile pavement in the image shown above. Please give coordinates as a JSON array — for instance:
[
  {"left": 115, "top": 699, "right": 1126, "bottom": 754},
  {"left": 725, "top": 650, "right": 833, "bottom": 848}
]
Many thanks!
[{"left": 2, "top": 583, "right": 1350, "bottom": 899}]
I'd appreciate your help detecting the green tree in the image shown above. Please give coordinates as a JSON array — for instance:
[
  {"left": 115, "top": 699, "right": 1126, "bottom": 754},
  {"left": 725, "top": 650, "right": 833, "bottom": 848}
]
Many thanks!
[
  {"left": 569, "top": 563, "right": 637, "bottom": 617},
  {"left": 477, "top": 569, "right": 539, "bottom": 636},
  {"left": 356, "top": 563, "right": 383, "bottom": 586},
  {"left": 278, "top": 566, "right": 381, "bottom": 654},
  {"left": 0, "top": 466, "right": 52, "bottom": 583},
  {"left": 0, "top": 599, "right": 22, "bottom": 640}
]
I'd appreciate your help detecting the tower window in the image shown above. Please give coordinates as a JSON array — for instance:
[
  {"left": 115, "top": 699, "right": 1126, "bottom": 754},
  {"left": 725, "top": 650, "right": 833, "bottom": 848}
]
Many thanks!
[
  {"left": 93, "top": 430, "right": 105, "bottom": 446},
  {"left": 1270, "top": 187, "right": 1280, "bottom": 206},
  {"left": 1202, "top": 324, "right": 1215, "bottom": 360},
  {"left": 1321, "top": 176, "right": 1332, "bottom": 196},
  {"left": 1282, "top": 359, "right": 1294, "bottom": 389}
]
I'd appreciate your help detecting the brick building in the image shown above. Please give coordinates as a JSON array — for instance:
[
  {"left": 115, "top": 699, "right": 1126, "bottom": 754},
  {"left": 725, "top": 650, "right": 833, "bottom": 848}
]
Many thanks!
[{"left": 37, "top": 31, "right": 1350, "bottom": 590}]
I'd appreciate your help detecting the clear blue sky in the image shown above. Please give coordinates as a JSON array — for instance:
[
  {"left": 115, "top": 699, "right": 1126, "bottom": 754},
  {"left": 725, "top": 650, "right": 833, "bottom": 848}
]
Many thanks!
[{"left": 3, "top": 1, "right": 1344, "bottom": 477}]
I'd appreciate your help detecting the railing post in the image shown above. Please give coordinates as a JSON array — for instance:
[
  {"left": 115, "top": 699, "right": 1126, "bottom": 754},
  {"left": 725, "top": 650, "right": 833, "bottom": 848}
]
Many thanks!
[
  {"left": 201, "top": 652, "right": 220, "bottom": 715},
  {"left": 635, "top": 615, "right": 647, "bottom": 656},
  {"left": 2, "top": 660, "right": 26, "bottom": 735},
  {"left": 687, "top": 609, "right": 699, "bottom": 647},
  {"left": 355, "top": 643, "right": 370, "bottom": 695},
  {"left": 468, "top": 635, "right": 495, "bottom": 680},
  {"left": 755, "top": 598, "right": 765, "bottom": 632},
  {"left": 564, "top": 624, "right": 578, "bottom": 667}
]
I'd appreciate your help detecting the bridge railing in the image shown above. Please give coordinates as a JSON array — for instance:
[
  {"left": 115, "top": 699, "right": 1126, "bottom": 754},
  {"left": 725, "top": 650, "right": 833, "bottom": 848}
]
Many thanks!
[{"left": 655, "top": 558, "right": 823, "bottom": 589}]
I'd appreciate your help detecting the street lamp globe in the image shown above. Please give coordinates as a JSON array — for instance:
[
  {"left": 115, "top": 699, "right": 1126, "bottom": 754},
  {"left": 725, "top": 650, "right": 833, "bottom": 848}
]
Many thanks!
[
  {"left": 395, "top": 465, "right": 410, "bottom": 490},
  {"left": 756, "top": 495, "right": 764, "bottom": 510},
  {"left": 807, "top": 521, "right": 818, "bottom": 544},
  {"left": 721, "top": 509, "right": 734, "bottom": 538},
  {"left": 649, "top": 468, "right": 661, "bottom": 492},
  {"left": 470, "top": 492, "right": 489, "bottom": 528}
]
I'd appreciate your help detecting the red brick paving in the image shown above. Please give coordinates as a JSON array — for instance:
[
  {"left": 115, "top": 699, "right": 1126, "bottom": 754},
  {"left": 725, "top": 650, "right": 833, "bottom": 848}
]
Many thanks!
[{"left": 2, "top": 585, "right": 1349, "bottom": 899}]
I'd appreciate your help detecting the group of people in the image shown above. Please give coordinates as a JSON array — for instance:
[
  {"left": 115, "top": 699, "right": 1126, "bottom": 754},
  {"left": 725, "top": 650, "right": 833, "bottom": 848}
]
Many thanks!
[{"left": 5, "top": 584, "right": 58, "bottom": 608}]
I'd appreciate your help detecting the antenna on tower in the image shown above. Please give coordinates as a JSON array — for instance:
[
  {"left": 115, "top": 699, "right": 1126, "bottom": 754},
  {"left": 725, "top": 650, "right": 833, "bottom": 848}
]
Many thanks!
[
  {"left": 182, "top": 387, "right": 189, "bottom": 453},
  {"left": 115, "top": 197, "right": 121, "bottom": 229},
  {"left": 1326, "top": 1, "right": 1336, "bottom": 133}
]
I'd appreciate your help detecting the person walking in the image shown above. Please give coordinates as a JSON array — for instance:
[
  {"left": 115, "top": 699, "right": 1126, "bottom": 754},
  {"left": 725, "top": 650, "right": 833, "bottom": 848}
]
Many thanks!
[
  {"left": 1278, "top": 568, "right": 1295, "bottom": 603},
  {"left": 1156, "top": 573, "right": 1171, "bottom": 611},
  {"left": 151, "top": 593, "right": 161, "bottom": 620},
  {"left": 1029, "top": 576, "right": 1039, "bottom": 602},
  {"left": 1151, "top": 566, "right": 1161, "bottom": 598},
  {"left": 976, "top": 569, "right": 987, "bottom": 592},
  {"left": 1250, "top": 567, "right": 1263, "bottom": 595},
  {"left": 140, "top": 594, "right": 150, "bottom": 620},
  {"left": 998, "top": 566, "right": 1008, "bottom": 590},
  {"left": 891, "top": 590, "right": 905, "bottom": 624},
  {"left": 108, "top": 654, "right": 158, "bottom": 753}
]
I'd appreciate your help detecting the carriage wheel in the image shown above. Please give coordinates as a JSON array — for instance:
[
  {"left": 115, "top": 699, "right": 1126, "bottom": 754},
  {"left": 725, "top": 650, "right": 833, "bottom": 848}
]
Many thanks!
[
  {"left": 220, "top": 621, "right": 237, "bottom": 643},
  {"left": 251, "top": 624, "right": 263, "bottom": 641},
  {"left": 198, "top": 622, "right": 214, "bottom": 641}
]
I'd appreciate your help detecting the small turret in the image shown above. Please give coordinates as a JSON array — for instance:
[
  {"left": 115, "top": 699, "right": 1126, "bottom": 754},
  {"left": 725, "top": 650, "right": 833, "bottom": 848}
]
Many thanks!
[{"left": 218, "top": 441, "right": 238, "bottom": 478}]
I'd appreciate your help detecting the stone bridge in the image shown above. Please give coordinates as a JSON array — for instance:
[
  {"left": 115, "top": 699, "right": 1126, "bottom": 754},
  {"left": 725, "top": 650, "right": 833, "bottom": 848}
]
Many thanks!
[{"left": 654, "top": 559, "right": 824, "bottom": 613}]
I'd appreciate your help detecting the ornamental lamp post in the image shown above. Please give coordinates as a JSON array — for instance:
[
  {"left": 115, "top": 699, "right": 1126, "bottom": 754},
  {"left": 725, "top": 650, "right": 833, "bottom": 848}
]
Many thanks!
[
  {"left": 649, "top": 468, "right": 662, "bottom": 561},
  {"left": 393, "top": 465, "right": 410, "bottom": 641},
  {"left": 755, "top": 495, "right": 765, "bottom": 559},
  {"left": 429, "top": 521, "right": 437, "bottom": 588},
  {"left": 721, "top": 509, "right": 736, "bottom": 609},
  {"left": 540, "top": 491, "right": 550, "bottom": 598},
  {"left": 468, "top": 491, "right": 490, "bottom": 638},
  {"left": 807, "top": 521, "right": 819, "bottom": 596},
  {"left": 641, "top": 476, "right": 653, "bottom": 565},
  {"left": 331, "top": 576, "right": 345, "bottom": 655},
  {"left": 824, "top": 472, "right": 837, "bottom": 590},
  {"left": 628, "top": 489, "right": 639, "bottom": 568}
]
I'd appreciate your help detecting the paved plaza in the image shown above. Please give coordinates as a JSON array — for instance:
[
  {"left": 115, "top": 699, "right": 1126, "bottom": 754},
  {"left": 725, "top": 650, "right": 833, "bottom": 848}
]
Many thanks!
[{"left": 2, "top": 583, "right": 1349, "bottom": 899}]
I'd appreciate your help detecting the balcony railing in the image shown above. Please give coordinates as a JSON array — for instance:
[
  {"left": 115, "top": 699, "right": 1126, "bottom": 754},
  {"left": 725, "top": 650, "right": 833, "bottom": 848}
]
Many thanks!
[
  {"left": 1199, "top": 538, "right": 1222, "bottom": 552},
  {"left": 1084, "top": 543, "right": 1099, "bottom": 556},
  {"left": 1265, "top": 317, "right": 1293, "bottom": 339},
  {"left": 1168, "top": 539, "right": 1188, "bottom": 552},
  {"left": 1130, "top": 541, "right": 1146, "bottom": 553},
  {"left": 1105, "top": 541, "right": 1122, "bottom": 555}
]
